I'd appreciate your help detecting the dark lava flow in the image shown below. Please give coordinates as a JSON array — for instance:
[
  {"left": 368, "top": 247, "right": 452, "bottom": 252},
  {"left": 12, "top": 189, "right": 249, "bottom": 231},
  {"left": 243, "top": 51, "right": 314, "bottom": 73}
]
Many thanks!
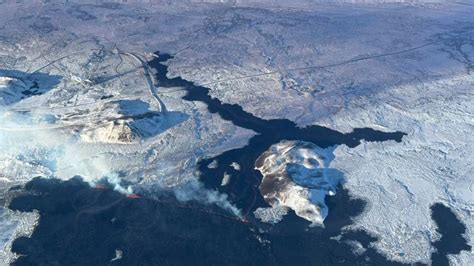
[
  {"left": 430, "top": 203, "right": 472, "bottom": 266},
  {"left": 9, "top": 177, "right": 267, "bottom": 266},
  {"left": 8, "top": 178, "right": 471, "bottom": 266},
  {"left": 6, "top": 52, "right": 470, "bottom": 265},
  {"left": 10, "top": 177, "right": 408, "bottom": 266}
]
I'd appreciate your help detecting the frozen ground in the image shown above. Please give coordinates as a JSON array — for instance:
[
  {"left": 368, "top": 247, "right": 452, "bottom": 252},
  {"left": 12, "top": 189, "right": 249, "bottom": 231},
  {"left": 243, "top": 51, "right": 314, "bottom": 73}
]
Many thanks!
[
  {"left": 0, "top": 0, "right": 473, "bottom": 264},
  {"left": 321, "top": 73, "right": 474, "bottom": 264}
]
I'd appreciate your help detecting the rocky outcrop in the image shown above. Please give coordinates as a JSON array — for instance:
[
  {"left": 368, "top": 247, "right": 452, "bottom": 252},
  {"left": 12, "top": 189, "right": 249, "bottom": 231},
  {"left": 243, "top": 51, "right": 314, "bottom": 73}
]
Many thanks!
[{"left": 255, "top": 140, "right": 342, "bottom": 226}]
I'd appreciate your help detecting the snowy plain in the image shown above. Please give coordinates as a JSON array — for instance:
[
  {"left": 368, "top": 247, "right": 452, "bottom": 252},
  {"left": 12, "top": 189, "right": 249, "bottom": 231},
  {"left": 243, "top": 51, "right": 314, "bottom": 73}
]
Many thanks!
[{"left": 0, "top": 0, "right": 473, "bottom": 265}]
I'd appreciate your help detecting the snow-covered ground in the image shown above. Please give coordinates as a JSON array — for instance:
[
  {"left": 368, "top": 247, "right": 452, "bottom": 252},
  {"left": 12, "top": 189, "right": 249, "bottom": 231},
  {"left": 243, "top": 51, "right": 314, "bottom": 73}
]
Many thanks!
[
  {"left": 255, "top": 140, "right": 341, "bottom": 226},
  {"left": 0, "top": 206, "right": 38, "bottom": 265},
  {"left": 0, "top": 0, "right": 473, "bottom": 264},
  {"left": 321, "top": 73, "right": 474, "bottom": 264}
]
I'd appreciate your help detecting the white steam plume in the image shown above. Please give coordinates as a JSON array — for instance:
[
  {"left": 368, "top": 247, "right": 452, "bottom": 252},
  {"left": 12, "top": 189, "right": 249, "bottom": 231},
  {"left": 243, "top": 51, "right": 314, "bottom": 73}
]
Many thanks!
[
  {"left": 0, "top": 110, "right": 132, "bottom": 194},
  {"left": 173, "top": 180, "right": 242, "bottom": 217},
  {"left": 0, "top": 110, "right": 242, "bottom": 214}
]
